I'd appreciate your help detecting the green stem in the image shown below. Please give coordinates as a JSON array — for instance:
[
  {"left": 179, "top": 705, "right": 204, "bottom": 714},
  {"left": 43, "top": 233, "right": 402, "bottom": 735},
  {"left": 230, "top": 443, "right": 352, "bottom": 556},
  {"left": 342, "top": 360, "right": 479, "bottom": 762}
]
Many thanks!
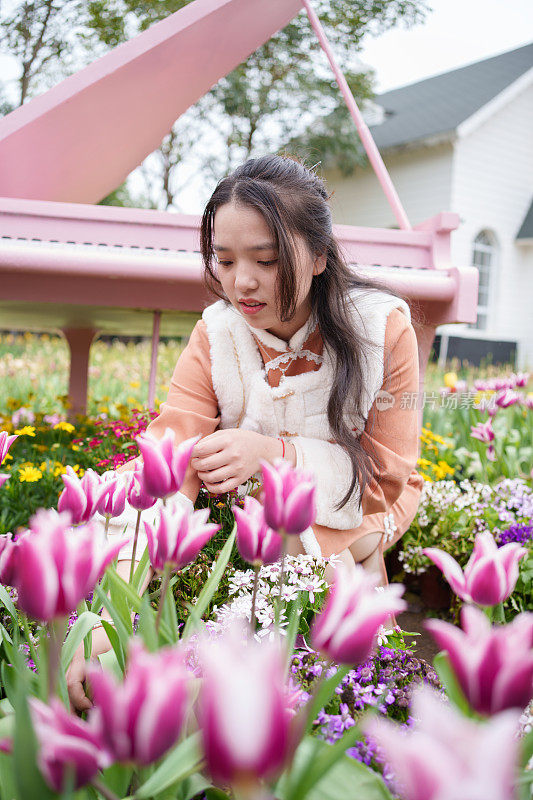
[
  {"left": 155, "top": 564, "right": 172, "bottom": 634},
  {"left": 47, "top": 617, "right": 67, "bottom": 699},
  {"left": 128, "top": 510, "right": 142, "bottom": 584},
  {"left": 104, "top": 515, "right": 110, "bottom": 538},
  {"left": 275, "top": 534, "right": 287, "bottom": 633},
  {"left": 90, "top": 777, "right": 121, "bottom": 800},
  {"left": 250, "top": 566, "right": 260, "bottom": 633}
]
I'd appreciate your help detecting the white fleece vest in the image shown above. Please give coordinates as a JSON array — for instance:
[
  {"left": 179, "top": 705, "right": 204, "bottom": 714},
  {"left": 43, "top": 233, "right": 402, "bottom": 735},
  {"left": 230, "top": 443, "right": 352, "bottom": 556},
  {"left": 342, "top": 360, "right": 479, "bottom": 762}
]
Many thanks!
[{"left": 202, "top": 287, "right": 411, "bottom": 533}]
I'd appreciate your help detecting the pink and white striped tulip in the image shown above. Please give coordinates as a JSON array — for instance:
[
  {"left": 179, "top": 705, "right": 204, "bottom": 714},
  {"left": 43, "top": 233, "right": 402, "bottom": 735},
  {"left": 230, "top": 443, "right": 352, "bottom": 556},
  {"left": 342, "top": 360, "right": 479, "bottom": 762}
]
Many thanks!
[
  {"left": 96, "top": 475, "right": 127, "bottom": 519},
  {"left": 234, "top": 496, "right": 282, "bottom": 566},
  {"left": 495, "top": 388, "right": 521, "bottom": 408},
  {"left": 30, "top": 697, "right": 111, "bottom": 792},
  {"left": 87, "top": 639, "right": 189, "bottom": 765},
  {"left": 365, "top": 685, "right": 521, "bottom": 800},
  {"left": 198, "top": 623, "right": 292, "bottom": 787},
  {"left": 0, "top": 532, "right": 18, "bottom": 584},
  {"left": 0, "top": 431, "right": 17, "bottom": 464},
  {"left": 0, "top": 474, "right": 9, "bottom": 489},
  {"left": 58, "top": 466, "right": 112, "bottom": 525},
  {"left": 10, "top": 508, "right": 129, "bottom": 622},
  {"left": 260, "top": 458, "right": 316, "bottom": 535},
  {"left": 425, "top": 605, "right": 533, "bottom": 716},
  {"left": 311, "top": 564, "right": 406, "bottom": 666},
  {"left": 470, "top": 420, "right": 495, "bottom": 444},
  {"left": 127, "top": 462, "right": 157, "bottom": 511},
  {"left": 424, "top": 531, "right": 527, "bottom": 606},
  {"left": 144, "top": 503, "right": 219, "bottom": 573},
  {"left": 136, "top": 427, "right": 200, "bottom": 500}
]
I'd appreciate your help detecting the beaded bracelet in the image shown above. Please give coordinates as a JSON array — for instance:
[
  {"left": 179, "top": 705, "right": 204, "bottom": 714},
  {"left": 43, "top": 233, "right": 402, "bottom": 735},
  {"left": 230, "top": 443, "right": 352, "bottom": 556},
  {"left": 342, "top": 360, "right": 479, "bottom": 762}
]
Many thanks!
[{"left": 278, "top": 437, "right": 285, "bottom": 459}]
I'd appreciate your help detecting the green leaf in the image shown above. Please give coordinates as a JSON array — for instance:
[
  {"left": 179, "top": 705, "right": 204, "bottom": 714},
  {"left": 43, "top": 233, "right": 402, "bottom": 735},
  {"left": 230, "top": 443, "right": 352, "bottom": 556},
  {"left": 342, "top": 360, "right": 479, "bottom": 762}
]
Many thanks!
[
  {"left": 137, "top": 595, "right": 158, "bottom": 653},
  {"left": 131, "top": 543, "right": 151, "bottom": 594},
  {"left": 134, "top": 733, "right": 204, "bottom": 799},
  {"left": 12, "top": 670, "right": 55, "bottom": 800},
  {"left": 60, "top": 611, "right": 102, "bottom": 671},
  {"left": 183, "top": 523, "right": 236, "bottom": 638},
  {"left": 174, "top": 772, "right": 213, "bottom": 800},
  {"left": 103, "top": 566, "right": 174, "bottom": 642},
  {"left": 277, "top": 734, "right": 393, "bottom": 800},
  {"left": 284, "top": 596, "right": 304, "bottom": 674},
  {"left": 0, "top": 585, "right": 17, "bottom": 622},
  {"left": 433, "top": 651, "right": 471, "bottom": 716}
]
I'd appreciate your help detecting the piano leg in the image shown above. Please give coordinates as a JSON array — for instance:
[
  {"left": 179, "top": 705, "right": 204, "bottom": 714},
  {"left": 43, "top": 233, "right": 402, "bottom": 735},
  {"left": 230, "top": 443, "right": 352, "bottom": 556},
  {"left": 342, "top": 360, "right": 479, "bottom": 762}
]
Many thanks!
[{"left": 63, "top": 327, "right": 96, "bottom": 419}]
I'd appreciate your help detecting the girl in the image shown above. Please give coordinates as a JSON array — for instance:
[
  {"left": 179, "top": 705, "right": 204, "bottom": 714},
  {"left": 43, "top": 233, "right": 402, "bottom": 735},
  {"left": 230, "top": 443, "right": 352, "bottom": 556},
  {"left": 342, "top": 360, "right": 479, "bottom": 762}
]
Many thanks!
[{"left": 67, "top": 154, "right": 424, "bottom": 711}]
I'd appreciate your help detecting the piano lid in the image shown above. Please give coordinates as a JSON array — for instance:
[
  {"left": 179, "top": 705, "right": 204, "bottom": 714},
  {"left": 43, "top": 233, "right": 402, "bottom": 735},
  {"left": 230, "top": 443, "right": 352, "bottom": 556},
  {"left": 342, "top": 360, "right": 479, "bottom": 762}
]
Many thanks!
[{"left": 0, "top": 0, "right": 303, "bottom": 204}]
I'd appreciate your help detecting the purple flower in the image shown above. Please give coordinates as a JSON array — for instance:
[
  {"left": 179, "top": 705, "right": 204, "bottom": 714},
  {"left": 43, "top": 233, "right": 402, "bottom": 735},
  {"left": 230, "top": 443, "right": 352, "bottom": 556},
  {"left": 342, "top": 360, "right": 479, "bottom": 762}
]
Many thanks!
[
  {"left": 136, "top": 427, "right": 200, "bottom": 500},
  {"left": 233, "top": 496, "right": 282, "bottom": 566},
  {"left": 311, "top": 565, "right": 406, "bottom": 666},
  {"left": 10, "top": 508, "right": 129, "bottom": 622},
  {"left": 365, "top": 685, "right": 521, "bottom": 800},
  {"left": 87, "top": 640, "right": 189, "bottom": 766},
  {"left": 30, "top": 697, "right": 111, "bottom": 792},
  {"left": 260, "top": 458, "right": 316, "bottom": 535},
  {"left": 498, "top": 523, "right": 533, "bottom": 547},
  {"left": 58, "top": 467, "right": 112, "bottom": 525},
  {"left": 144, "top": 503, "right": 218, "bottom": 573},
  {"left": 424, "top": 531, "right": 527, "bottom": 606},
  {"left": 426, "top": 605, "right": 533, "bottom": 716},
  {"left": 494, "top": 389, "right": 521, "bottom": 408}
]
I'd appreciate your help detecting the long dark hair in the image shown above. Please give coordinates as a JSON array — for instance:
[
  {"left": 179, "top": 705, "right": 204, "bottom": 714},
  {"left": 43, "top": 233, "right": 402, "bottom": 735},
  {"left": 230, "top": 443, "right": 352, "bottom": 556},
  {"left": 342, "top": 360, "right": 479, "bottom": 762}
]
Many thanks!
[{"left": 200, "top": 154, "right": 413, "bottom": 512}]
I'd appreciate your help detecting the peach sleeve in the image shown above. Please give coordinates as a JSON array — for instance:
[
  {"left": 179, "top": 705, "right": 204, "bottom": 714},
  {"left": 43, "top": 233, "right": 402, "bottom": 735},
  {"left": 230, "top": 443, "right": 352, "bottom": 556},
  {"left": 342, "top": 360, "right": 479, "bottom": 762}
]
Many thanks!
[
  {"left": 142, "top": 319, "right": 220, "bottom": 502},
  {"left": 357, "top": 307, "right": 423, "bottom": 529}
]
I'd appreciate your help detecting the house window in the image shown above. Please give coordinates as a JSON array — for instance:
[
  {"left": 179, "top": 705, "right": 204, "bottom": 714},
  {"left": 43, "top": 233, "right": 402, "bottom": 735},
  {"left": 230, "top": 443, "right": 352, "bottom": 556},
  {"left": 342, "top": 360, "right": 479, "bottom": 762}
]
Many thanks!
[{"left": 469, "top": 230, "right": 497, "bottom": 331}]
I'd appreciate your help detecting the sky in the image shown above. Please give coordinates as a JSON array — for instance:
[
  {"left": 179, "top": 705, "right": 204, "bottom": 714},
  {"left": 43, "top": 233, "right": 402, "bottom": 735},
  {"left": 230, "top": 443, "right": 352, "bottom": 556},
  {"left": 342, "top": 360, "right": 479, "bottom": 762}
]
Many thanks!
[{"left": 0, "top": 0, "right": 532, "bottom": 210}]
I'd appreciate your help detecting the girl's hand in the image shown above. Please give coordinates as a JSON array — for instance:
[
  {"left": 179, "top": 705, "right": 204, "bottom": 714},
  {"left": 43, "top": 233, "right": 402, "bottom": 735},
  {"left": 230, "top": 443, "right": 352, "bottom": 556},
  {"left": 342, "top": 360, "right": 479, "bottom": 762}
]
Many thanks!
[
  {"left": 66, "top": 628, "right": 112, "bottom": 714},
  {"left": 190, "top": 429, "right": 281, "bottom": 494}
]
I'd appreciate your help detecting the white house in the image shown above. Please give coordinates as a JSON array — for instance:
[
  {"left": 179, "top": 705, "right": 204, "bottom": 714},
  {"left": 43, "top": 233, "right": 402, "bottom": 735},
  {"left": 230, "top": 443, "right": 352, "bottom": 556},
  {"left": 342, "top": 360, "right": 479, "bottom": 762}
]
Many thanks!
[{"left": 323, "top": 42, "right": 533, "bottom": 369}]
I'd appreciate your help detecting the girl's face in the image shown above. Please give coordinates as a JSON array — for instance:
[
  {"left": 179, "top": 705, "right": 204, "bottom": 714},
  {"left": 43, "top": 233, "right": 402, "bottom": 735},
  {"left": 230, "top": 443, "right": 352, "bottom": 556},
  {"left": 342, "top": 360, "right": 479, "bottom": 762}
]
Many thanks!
[{"left": 213, "top": 201, "right": 325, "bottom": 342}]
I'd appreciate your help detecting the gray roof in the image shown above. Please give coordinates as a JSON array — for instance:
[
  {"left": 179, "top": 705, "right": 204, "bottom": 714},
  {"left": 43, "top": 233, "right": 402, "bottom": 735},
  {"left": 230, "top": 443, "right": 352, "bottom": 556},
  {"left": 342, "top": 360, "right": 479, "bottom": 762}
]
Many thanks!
[
  {"left": 517, "top": 198, "right": 533, "bottom": 240},
  {"left": 370, "top": 42, "right": 533, "bottom": 151}
]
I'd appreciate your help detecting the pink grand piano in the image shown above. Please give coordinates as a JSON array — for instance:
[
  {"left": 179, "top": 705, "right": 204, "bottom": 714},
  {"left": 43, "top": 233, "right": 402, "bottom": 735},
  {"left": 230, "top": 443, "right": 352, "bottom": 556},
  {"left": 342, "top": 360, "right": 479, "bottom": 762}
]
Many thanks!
[{"left": 0, "top": 0, "right": 478, "bottom": 420}]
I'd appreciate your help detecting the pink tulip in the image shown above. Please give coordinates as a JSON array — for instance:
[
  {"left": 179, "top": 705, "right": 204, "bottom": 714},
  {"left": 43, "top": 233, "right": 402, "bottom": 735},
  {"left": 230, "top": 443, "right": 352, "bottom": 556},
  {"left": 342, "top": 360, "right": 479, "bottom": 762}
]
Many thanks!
[
  {"left": 234, "top": 496, "right": 282, "bottom": 566},
  {"left": 87, "top": 639, "right": 189, "bottom": 765},
  {"left": 365, "top": 685, "right": 521, "bottom": 800},
  {"left": 470, "top": 420, "right": 495, "bottom": 444},
  {"left": 198, "top": 623, "right": 292, "bottom": 787},
  {"left": 97, "top": 475, "right": 127, "bottom": 519},
  {"left": 144, "top": 503, "right": 219, "bottom": 573},
  {"left": 512, "top": 372, "right": 529, "bottom": 388},
  {"left": 0, "top": 533, "right": 18, "bottom": 584},
  {"left": 10, "top": 508, "right": 129, "bottom": 622},
  {"left": 311, "top": 564, "right": 406, "bottom": 666},
  {"left": 58, "top": 466, "right": 112, "bottom": 525},
  {"left": 127, "top": 462, "right": 157, "bottom": 511},
  {"left": 136, "top": 427, "right": 200, "bottom": 500},
  {"left": 0, "top": 474, "right": 9, "bottom": 489},
  {"left": 260, "top": 458, "right": 317, "bottom": 535},
  {"left": 30, "top": 697, "right": 111, "bottom": 792},
  {"left": 0, "top": 431, "right": 17, "bottom": 464},
  {"left": 424, "top": 531, "right": 527, "bottom": 606},
  {"left": 425, "top": 605, "right": 533, "bottom": 716},
  {"left": 495, "top": 389, "right": 521, "bottom": 408}
]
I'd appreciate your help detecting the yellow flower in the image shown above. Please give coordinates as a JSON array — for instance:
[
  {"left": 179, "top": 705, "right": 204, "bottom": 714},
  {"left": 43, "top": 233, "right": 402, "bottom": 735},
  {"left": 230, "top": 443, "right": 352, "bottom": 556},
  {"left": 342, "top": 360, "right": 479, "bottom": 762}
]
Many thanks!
[
  {"left": 420, "top": 472, "right": 433, "bottom": 482},
  {"left": 39, "top": 461, "right": 47, "bottom": 471},
  {"left": 98, "top": 406, "right": 109, "bottom": 414},
  {"left": 53, "top": 421, "right": 75, "bottom": 433},
  {"left": 431, "top": 460, "right": 455, "bottom": 480},
  {"left": 417, "top": 457, "right": 432, "bottom": 468},
  {"left": 3, "top": 453, "right": 12, "bottom": 462},
  {"left": 72, "top": 464, "right": 85, "bottom": 476},
  {"left": 19, "top": 465, "right": 43, "bottom": 482},
  {"left": 443, "top": 372, "right": 458, "bottom": 389},
  {"left": 71, "top": 444, "right": 79, "bottom": 452},
  {"left": 126, "top": 396, "right": 137, "bottom": 405},
  {"left": 53, "top": 464, "right": 67, "bottom": 477},
  {"left": 129, "top": 380, "right": 141, "bottom": 389},
  {"left": 14, "top": 426, "right": 36, "bottom": 437},
  {"left": 51, "top": 443, "right": 60, "bottom": 449},
  {"left": 216, "top": 502, "right": 225, "bottom": 508}
]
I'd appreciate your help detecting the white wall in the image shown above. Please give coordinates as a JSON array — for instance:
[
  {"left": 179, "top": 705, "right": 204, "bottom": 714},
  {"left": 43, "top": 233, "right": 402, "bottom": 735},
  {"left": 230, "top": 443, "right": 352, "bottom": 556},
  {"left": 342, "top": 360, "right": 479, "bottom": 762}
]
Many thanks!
[
  {"left": 450, "top": 79, "right": 533, "bottom": 368},
  {"left": 325, "top": 141, "right": 454, "bottom": 228}
]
